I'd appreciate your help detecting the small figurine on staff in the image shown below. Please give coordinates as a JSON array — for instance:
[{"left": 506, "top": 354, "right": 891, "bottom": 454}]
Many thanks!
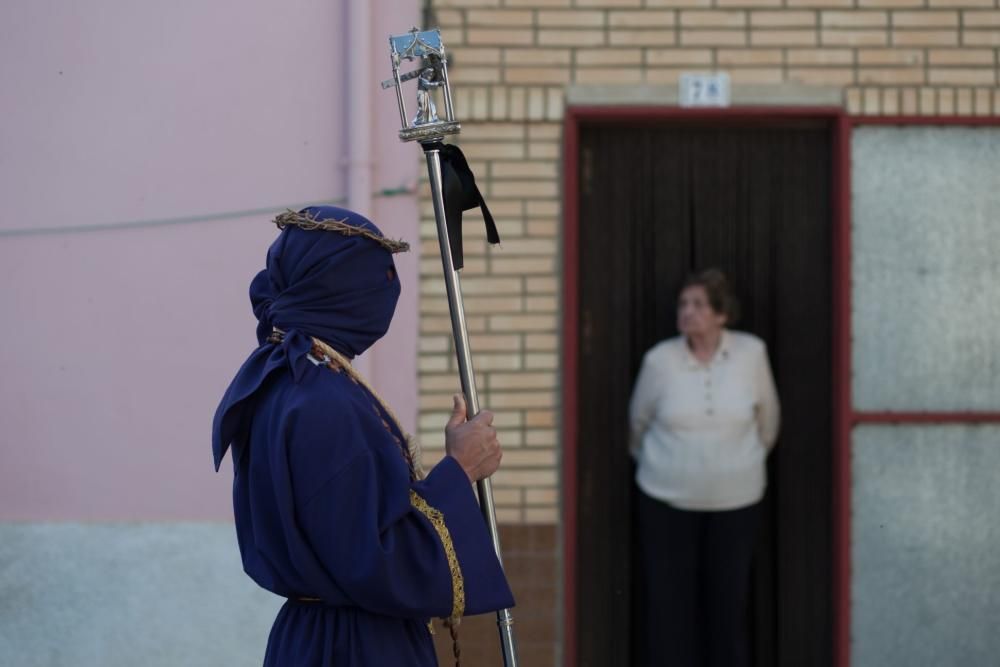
[
  {"left": 413, "top": 57, "right": 444, "bottom": 126},
  {"left": 382, "top": 28, "right": 460, "bottom": 142}
]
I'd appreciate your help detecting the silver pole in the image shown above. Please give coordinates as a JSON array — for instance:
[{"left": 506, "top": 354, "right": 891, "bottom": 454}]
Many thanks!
[{"left": 423, "top": 145, "right": 519, "bottom": 667}]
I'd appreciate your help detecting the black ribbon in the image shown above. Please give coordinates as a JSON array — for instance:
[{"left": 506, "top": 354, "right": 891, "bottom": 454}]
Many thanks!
[{"left": 425, "top": 142, "right": 500, "bottom": 271}]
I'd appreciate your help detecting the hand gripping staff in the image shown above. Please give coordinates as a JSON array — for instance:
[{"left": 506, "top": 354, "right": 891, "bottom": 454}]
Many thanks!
[{"left": 381, "top": 27, "right": 518, "bottom": 667}]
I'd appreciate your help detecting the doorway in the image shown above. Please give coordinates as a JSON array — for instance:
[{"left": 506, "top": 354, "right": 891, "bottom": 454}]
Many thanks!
[{"left": 564, "top": 113, "right": 838, "bottom": 667}]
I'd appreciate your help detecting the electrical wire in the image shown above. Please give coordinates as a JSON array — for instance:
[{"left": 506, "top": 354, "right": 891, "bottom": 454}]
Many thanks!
[{"left": 0, "top": 185, "right": 416, "bottom": 238}]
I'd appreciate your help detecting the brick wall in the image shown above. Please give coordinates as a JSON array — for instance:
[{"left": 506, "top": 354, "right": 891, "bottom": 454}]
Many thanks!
[
  {"left": 431, "top": 525, "right": 559, "bottom": 665},
  {"left": 416, "top": 119, "right": 562, "bottom": 526},
  {"left": 417, "top": 2, "right": 999, "bottom": 663},
  {"left": 430, "top": 1, "right": 1000, "bottom": 117}
]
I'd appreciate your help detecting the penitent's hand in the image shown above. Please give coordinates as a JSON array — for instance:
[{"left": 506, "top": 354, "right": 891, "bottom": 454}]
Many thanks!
[{"left": 444, "top": 393, "right": 502, "bottom": 483}]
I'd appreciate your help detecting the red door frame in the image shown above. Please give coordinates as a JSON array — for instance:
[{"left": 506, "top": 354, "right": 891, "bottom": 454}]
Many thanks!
[
  {"left": 562, "top": 110, "right": 1000, "bottom": 667},
  {"left": 561, "top": 105, "right": 851, "bottom": 667},
  {"left": 835, "top": 115, "right": 1000, "bottom": 667}
]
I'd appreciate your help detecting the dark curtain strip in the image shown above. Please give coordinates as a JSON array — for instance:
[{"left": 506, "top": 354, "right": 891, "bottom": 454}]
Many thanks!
[{"left": 576, "top": 124, "right": 833, "bottom": 667}]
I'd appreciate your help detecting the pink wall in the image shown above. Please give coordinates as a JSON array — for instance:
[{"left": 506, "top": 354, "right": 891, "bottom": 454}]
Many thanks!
[{"left": 0, "top": 0, "right": 420, "bottom": 520}]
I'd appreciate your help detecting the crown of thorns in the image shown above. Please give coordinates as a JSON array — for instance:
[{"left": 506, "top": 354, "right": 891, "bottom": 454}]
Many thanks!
[{"left": 273, "top": 210, "right": 410, "bottom": 254}]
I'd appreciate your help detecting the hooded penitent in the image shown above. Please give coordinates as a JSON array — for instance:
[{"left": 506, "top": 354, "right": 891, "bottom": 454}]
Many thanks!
[{"left": 210, "top": 205, "right": 513, "bottom": 667}]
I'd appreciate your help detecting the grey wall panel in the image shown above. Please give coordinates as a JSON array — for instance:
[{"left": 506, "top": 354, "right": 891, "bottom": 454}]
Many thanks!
[
  {"left": 0, "top": 523, "right": 282, "bottom": 667},
  {"left": 851, "top": 425, "right": 1000, "bottom": 667},
  {"left": 852, "top": 126, "right": 1000, "bottom": 412}
]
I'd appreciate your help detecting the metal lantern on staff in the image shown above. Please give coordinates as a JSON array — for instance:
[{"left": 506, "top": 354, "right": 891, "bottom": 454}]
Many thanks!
[
  {"left": 382, "top": 29, "right": 460, "bottom": 141},
  {"left": 382, "top": 27, "right": 519, "bottom": 667}
]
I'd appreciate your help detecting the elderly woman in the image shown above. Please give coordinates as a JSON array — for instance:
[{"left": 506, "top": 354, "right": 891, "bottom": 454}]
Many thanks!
[{"left": 629, "top": 269, "right": 780, "bottom": 667}]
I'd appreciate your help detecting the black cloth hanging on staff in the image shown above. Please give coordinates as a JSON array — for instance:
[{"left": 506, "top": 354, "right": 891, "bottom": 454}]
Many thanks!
[{"left": 427, "top": 142, "right": 500, "bottom": 270}]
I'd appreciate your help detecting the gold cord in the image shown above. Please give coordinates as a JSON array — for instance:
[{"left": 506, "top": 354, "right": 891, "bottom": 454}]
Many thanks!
[{"left": 409, "top": 490, "right": 466, "bottom": 624}]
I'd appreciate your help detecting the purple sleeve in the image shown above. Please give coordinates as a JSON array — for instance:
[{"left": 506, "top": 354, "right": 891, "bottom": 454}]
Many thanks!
[
  {"left": 298, "top": 451, "right": 514, "bottom": 620},
  {"left": 414, "top": 456, "right": 516, "bottom": 616}
]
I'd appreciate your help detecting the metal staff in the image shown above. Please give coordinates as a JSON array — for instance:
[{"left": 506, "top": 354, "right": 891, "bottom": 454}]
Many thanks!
[{"left": 383, "top": 28, "right": 518, "bottom": 667}]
